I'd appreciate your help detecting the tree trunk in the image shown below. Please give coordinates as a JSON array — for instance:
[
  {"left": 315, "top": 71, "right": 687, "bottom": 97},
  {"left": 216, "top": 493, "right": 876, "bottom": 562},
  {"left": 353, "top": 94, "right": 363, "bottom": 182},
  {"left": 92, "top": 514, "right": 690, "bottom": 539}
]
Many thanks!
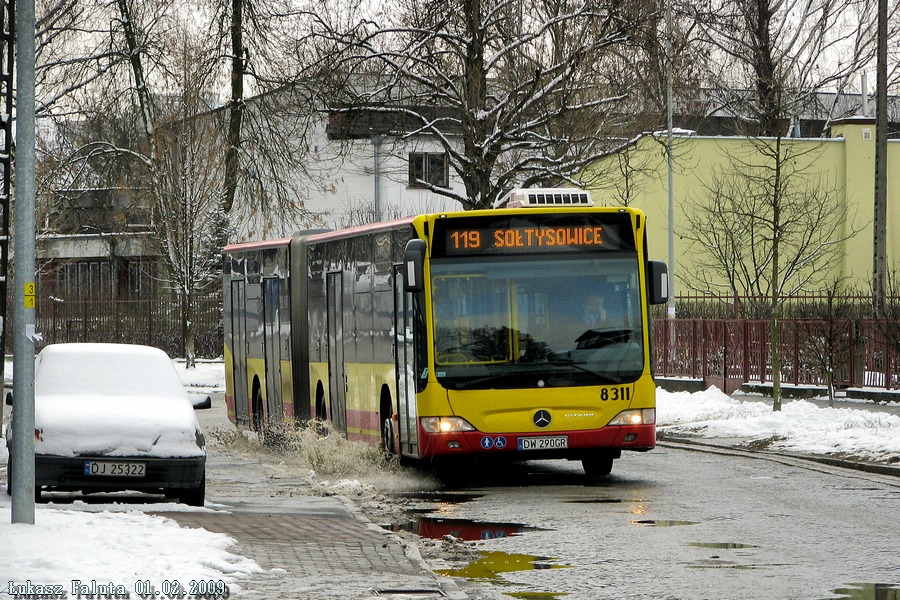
[
  {"left": 182, "top": 291, "right": 196, "bottom": 369},
  {"left": 223, "top": 0, "right": 244, "bottom": 214}
]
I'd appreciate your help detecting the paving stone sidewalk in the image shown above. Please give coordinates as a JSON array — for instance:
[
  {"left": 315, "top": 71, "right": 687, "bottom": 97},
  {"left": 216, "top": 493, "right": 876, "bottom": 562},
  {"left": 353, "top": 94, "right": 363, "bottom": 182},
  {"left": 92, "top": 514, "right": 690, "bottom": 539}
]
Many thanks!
[{"left": 159, "top": 449, "right": 467, "bottom": 599}]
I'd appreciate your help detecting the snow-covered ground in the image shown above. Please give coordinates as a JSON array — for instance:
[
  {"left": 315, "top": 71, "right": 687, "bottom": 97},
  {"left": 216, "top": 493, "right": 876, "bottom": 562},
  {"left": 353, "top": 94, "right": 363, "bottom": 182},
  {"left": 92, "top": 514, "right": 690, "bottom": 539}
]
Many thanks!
[
  {"left": 1, "top": 357, "right": 257, "bottom": 599},
  {"left": 1, "top": 358, "right": 898, "bottom": 597},
  {"left": 657, "top": 387, "right": 900, "bottom": 463}
]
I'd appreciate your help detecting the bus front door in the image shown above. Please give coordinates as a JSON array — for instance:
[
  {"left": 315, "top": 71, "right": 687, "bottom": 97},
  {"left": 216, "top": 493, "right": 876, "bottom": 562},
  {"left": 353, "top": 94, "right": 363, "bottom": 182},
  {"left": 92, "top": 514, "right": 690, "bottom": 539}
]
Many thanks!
[
  {"left": 326, "top": 271, "right": 348, "bottom": 436},
  {"left": 262, "top": 277, "right": 283, "bottom": 428},
  {"left": 394, "top": 268, "right": 419, "bottom": 457},
  {"left": 230, "top": 280, "right": 250, "bottom": 426}
]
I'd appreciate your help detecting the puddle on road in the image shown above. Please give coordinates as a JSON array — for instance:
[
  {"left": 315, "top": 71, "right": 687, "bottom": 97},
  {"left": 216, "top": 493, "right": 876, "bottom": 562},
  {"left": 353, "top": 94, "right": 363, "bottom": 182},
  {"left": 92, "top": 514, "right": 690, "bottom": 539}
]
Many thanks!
[
  {"left": 828, "top": 583, "right": 900, "bottom": 599},
  {"left": 630, "top": 519, "right": 699, "bottom": 527},
  {"left": 437, "top": 550, "right": 569, "bottom": 582},
  {"left": 388, "top": 516, "right": 542, "bottom": 540}
]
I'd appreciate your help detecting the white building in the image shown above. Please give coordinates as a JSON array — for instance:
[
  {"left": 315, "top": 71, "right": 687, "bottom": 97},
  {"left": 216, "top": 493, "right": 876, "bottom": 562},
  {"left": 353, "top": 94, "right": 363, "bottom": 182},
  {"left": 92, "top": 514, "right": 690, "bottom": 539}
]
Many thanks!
[{"left": 229, "top": 96, "right": 466, "bottom": 242}]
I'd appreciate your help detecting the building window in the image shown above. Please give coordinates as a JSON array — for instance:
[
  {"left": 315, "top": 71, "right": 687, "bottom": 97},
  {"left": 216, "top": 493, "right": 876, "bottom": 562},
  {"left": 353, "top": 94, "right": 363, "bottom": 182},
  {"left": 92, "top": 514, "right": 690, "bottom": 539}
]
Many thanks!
[{"left": 409, "top": 152, "right": 449, "bottom": 189}]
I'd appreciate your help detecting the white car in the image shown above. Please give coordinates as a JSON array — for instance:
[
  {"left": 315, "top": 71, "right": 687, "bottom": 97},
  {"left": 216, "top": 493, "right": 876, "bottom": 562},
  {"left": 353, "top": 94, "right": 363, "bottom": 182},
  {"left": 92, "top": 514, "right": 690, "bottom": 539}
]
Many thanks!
[{"left": 5, "top": 343, "right": 206, "bottom": 505}]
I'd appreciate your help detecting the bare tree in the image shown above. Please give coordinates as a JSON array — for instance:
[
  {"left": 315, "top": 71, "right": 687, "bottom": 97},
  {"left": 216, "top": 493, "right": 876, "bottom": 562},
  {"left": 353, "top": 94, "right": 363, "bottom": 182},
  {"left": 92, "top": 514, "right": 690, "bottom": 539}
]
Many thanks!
[
  {"left": 682, "top": 141, "right": 859, "bottom": 409},
  {"left": 204, "top": 0, "right": 331, "bottom": 223},
  {"left": 302, "top": 0, "right": 666, "bottom": 210},
  {"left": 680, "top": 0, "right": 878, "bottom": 410},
  {"left": 689, "top": 0, "right": 880, "bottom": 137},
  {"left": 151, "top": 32, "right": 231, "bottom": 366},
  {"left": 792, "top": 280, "right": 862, "bottom": 406},
  {"left": 66, "top": 0, "right": 230, "bottom": 366}
]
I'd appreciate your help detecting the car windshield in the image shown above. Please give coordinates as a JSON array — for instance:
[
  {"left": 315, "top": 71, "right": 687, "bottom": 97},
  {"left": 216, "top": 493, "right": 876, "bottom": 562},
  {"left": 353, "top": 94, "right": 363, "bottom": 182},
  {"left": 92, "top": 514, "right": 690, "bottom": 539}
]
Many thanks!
[{"left": 430, "top": 254, "right": 644, "bottom": 390}]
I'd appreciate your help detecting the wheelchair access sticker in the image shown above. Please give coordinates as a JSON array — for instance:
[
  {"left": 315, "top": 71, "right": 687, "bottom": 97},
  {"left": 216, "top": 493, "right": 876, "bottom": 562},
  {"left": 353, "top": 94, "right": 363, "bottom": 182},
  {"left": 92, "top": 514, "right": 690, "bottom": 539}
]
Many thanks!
[{"left": 480, "top": 436, "right": 507, "bottom": 450}]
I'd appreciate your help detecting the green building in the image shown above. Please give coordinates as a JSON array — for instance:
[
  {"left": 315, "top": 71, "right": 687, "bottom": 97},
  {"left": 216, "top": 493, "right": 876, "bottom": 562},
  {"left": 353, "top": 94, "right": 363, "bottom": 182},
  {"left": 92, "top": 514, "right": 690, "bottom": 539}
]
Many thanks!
[{"left": 585, "top": 117, "right": 899, "bottom": 300}]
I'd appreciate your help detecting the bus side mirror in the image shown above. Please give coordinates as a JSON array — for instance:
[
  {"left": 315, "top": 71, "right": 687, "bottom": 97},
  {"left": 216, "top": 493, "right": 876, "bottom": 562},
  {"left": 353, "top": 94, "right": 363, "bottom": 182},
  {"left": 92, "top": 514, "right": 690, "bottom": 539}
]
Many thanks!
[
  {"left": 403, "top": 239, "right": 427, "bottom": 292},
  {"left": 647, "top": 260, "right": 668, "bottom": 305}
]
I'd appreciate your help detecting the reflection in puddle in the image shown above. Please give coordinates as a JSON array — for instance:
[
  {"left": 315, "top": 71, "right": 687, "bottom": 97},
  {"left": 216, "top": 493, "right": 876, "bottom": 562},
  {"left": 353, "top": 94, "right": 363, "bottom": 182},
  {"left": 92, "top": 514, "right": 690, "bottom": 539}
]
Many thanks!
[
  {"left": 688, "top": 542, "right": 759, "bottom": 549},
  {"left": 388, "top": 516, "right": 541, "bottom": 541},
  {"left": 828, "top": 583, "right": 900, "bottom": 600},
  {"left": 437, "top": 550, "right": 569, "bottom": 582},
  {"left": 395, "top": 491, "right": 484, "bottom": 504},
  {"left": 687, "top": 562, "right": 782, "bottom": 570},
  {"left": 631, "top": 519, "right": 698, "bottom": 527},
  {"left": 567, "top": 497, "right": 645, "bottom": 504}
]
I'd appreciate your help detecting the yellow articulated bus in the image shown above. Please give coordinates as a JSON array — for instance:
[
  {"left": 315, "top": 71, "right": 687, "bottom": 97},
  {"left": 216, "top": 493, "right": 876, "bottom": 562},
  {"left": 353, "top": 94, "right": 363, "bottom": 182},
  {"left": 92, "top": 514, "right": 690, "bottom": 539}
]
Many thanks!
[{"left": 223, "top": 189, "right": 668, "bottom": 475}]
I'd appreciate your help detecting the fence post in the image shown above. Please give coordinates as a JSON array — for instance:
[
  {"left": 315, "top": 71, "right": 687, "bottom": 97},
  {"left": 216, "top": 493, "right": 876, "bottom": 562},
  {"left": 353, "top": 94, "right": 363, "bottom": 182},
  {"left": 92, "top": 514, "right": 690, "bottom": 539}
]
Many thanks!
[
  {"left": 759, "top": 321, "right": 766, "bottom": 383},
  {"left": 742, "top": 320, "right": 750, "bottom": 383},
  {"left": 793, "top": 325, "right": 800, "bottom": 386}
]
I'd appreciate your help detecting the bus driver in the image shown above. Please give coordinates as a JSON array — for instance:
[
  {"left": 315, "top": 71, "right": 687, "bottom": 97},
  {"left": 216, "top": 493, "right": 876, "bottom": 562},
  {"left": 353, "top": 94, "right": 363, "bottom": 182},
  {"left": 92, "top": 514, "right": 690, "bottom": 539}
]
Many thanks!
[{"left": 581, "top": 294, "right": 608, "bottom": 328}]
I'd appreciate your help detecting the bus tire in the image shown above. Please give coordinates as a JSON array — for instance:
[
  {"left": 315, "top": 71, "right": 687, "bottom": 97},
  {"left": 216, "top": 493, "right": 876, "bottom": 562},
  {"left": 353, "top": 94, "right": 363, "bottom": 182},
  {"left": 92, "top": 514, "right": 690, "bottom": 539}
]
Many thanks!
[
  {"left": 252, "top": 384, "right": 267, "bottom": 445},
  {"left": 381, "top": 417, "right": 395, "bottom": 456},
  {"left": 582, "top": 453, "right": 614, "bottom": 478},
  {"left": 314, "top": 383, "right": 328, "bottom": 436}
]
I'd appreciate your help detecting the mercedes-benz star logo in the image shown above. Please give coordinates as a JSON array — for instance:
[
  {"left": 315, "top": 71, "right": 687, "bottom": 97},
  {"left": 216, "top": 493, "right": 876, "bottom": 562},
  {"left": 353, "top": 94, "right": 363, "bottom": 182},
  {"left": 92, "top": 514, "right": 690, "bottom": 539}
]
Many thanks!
[{"left": 533, "top": 410, "right": 552, "bottom": 428}]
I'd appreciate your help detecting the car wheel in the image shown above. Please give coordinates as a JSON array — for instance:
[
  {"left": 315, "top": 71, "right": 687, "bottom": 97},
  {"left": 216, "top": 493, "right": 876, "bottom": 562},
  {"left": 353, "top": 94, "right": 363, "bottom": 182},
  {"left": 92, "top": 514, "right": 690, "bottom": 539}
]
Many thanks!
[{"left": 179, "top": 473, "right": 206, "bottom": 507}]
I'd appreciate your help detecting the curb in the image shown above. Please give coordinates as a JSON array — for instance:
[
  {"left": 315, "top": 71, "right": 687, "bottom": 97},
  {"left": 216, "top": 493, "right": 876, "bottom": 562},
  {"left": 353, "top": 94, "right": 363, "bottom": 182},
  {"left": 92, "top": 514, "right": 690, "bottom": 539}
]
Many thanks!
[
  {"left": 657, "top": 433, "right": 900, "bottom": 479},
  {"left": 336, "top": 494, "right": 470, "bottom": 600}
]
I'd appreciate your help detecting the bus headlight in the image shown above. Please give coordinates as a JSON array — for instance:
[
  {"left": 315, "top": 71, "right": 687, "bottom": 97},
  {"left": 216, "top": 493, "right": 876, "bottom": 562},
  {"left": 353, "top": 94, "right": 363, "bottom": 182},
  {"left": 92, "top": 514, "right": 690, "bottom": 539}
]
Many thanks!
[
  {"left": 608, "top": 409, "right": 656, "bottom": 426},
  {"left": 421, "top": 417, "right": 476, "bottom": 434}
]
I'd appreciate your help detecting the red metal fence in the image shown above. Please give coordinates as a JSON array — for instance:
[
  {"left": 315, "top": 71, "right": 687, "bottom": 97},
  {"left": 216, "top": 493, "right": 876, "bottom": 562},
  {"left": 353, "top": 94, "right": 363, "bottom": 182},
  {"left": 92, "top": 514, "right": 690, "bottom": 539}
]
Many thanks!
[{"left": 652, "top": 318, "right": 899, "bottom": 390}]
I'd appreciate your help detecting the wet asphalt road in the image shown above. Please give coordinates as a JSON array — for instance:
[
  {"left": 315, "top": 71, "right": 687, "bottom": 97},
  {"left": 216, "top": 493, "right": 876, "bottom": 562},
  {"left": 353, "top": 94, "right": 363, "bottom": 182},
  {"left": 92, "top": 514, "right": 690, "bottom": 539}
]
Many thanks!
[
  {"left": 390, "top": 446, "right": 900, "bottom": 600},
  {"left": 187, "top": 391, "right": 900, "bottom": 600}
]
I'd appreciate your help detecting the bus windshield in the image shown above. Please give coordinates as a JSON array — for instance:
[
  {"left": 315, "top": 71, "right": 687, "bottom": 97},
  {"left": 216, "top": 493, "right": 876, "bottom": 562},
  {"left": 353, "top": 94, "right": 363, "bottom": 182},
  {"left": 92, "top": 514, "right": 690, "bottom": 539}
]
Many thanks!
[{"left": 430, "top": 254, "right": 644, "bottom": 390}]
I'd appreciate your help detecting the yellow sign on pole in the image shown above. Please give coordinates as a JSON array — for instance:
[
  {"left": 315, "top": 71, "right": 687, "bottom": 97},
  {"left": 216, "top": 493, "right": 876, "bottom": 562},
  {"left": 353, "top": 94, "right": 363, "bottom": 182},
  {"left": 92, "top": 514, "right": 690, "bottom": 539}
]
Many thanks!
[{"left": 23, "top": 282, "right": 35, "bottom": 308}]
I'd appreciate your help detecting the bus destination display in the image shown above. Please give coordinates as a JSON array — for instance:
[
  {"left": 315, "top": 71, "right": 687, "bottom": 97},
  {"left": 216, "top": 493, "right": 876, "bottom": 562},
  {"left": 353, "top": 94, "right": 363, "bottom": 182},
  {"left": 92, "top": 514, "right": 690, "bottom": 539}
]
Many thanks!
[{"left": 435, "top": 214, "right": 634, "bottom": 257}]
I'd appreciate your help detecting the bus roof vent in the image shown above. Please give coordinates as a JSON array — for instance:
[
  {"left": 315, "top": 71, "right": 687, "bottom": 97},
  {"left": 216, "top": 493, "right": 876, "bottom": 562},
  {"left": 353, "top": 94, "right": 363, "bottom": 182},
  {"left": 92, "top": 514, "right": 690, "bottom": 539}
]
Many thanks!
[{"left": 497, "top": 188, "right": 594, "bottom": 208}]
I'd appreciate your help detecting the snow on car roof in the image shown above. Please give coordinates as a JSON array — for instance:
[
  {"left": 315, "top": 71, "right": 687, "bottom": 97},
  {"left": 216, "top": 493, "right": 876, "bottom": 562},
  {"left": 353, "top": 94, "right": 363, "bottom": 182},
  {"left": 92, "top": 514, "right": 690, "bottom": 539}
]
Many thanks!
[
  {"left": 31, "top": 343, "right": 202, "bottom": 458},
  {"left": 35, "top": 343, "right": 188, "bottom": 399}
]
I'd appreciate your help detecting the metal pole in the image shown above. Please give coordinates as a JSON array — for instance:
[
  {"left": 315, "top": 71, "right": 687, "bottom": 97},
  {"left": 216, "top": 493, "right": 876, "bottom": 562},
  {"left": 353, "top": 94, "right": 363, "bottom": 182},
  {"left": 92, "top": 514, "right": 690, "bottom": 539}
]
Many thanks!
[
  {"left": 373, "top": 134, "right": 384, "bottom": 222},
  {"left": 11, "top": 0, "right": 36, "bottom": 524},
  {"left": 872, "top": 0, "right": 888, "bottom": 315},
  {"left": 665, "top": 0, "right": 676, "bottom": 319}
]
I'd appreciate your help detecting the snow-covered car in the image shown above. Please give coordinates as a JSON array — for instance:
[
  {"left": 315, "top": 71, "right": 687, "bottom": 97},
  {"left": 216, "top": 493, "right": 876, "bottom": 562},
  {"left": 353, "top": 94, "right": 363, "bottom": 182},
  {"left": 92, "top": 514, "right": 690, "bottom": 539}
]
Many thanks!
[{"left": 5, "top": 343, "right": 206, "bottom": 505}]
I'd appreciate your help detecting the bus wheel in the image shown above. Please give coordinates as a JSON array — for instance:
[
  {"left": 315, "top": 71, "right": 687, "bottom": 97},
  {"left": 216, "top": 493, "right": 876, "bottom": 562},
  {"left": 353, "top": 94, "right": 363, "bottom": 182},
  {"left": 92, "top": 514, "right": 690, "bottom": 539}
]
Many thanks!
[
  {"left": 381, "top": 417, "right": 395, "bottom": 457},
  {"left": 582, "top": 453, "right": 614, "bottom": 478},
  {"left": 252, "top": 386, "right": 267, "bottom": 445}
]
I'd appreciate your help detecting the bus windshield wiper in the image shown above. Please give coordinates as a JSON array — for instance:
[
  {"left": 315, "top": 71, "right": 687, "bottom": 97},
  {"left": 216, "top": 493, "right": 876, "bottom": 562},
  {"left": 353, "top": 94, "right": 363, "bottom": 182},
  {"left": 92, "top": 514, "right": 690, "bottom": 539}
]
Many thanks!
[
  {"left": 544, "top": 358, "right": 623, "bottom": 384},
  {"left": 449, "top": 372, "right": 523, "bottom": 389}
]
